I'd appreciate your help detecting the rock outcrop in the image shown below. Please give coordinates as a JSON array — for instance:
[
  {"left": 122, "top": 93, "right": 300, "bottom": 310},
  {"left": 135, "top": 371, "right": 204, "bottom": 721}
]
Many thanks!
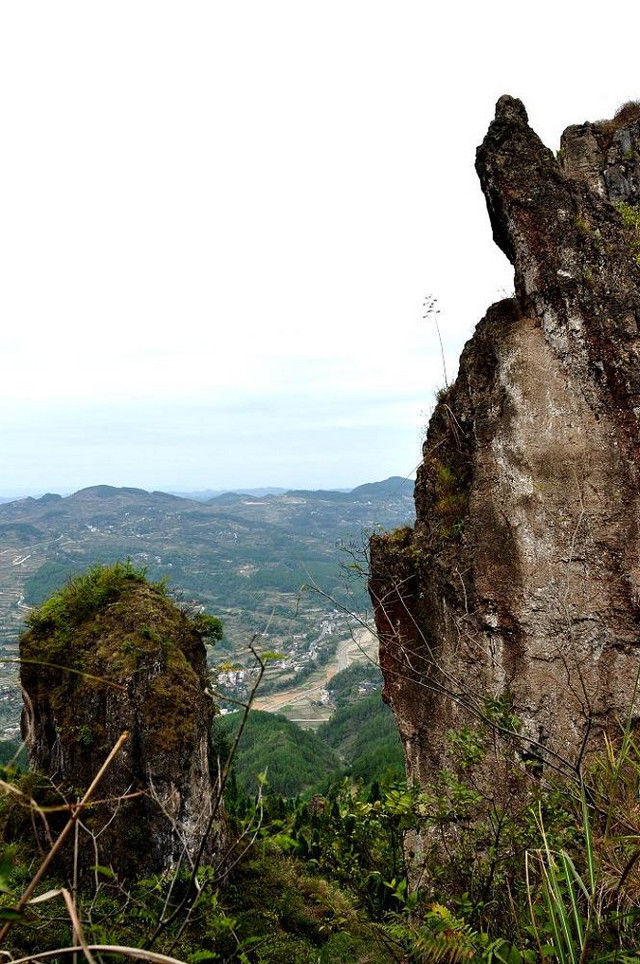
[
  {"left": 20, "top": 563, "right": 221, "bottom": 878},
  {"left": 370, "top": 97, "right": 640, "bottom": 789}
]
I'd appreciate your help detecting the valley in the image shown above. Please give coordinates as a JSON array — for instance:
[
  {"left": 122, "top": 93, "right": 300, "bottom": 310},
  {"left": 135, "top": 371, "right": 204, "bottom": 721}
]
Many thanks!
[
  {"left": 253, "top": 626, "right": 378, "bottom": 727},
  {"left": 0, "top": 477, "right": 413, "bottom": 737}
]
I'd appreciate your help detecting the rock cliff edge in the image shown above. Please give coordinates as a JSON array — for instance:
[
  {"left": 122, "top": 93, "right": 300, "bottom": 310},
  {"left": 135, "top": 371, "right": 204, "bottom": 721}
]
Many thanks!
[{"left": 370, "top": 97, "right": 640, "bottom": 788}]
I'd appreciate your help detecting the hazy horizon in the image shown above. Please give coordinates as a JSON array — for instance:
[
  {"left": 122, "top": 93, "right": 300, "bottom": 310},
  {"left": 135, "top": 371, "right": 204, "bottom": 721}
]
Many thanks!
[
  {"left": 2, "top": 472, "right": 413, "bottom": 501},
  {"left": 2, "top": 3, "right": 638, "bottom": 495}
]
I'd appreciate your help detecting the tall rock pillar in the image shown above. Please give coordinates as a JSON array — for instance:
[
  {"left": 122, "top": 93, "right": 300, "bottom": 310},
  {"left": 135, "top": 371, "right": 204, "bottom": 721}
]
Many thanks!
[
  {"left": 370, "top": 97, "right": 640, "bottom": 788},
  {"left": 20, "top": 564, "right": 221, "bottom": 878}
]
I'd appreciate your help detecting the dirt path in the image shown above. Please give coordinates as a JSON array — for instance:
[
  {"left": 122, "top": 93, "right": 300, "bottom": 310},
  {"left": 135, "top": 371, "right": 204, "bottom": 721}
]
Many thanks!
[{"left": 254, "top": 627, "right": 377, "bottom": 721}]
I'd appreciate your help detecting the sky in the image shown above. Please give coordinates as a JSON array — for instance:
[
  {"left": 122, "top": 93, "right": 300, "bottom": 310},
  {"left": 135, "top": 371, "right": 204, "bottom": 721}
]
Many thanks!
[{"left": 1, "top": 2, "right": 639, "bottom": 496}]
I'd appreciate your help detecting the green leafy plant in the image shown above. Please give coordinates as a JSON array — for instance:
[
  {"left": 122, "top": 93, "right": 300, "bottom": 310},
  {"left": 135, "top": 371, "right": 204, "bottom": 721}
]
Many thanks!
[
  {"left": 25, "top": 559, "right": 150, "bottom": 639},
  {"left": 615, "top": 201, "right": 640, "bottom": 264},
  {"left": 428, "top": 459, "right": 468, "bottom": 540},
  {"left": 526, "top": 791, "right": 597, "bottom": 963},
  {"left": 191, "top": 611, "right": 224, "bottom": 644}
]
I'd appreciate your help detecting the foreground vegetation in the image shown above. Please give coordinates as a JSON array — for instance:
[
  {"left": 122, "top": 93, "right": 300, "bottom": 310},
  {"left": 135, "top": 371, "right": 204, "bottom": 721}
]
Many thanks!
[
  {"left": 3, "top": 700, "right": 640, "bottom": 961},
  {"left": 2, "top": 566, "right": 640, "bottom": 961}
]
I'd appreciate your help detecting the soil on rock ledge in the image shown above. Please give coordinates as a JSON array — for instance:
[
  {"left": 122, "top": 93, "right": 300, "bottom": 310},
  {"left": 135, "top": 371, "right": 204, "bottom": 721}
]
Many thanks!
[
  {"left": 19, "top": 564, "right": 220, "bottom": 879},
  {"left": 370, "top": 96, "right": 640, "bottom": 791}
]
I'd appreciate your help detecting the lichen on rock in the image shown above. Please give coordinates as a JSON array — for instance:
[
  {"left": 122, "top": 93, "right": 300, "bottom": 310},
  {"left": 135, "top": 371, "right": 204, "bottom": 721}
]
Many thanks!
[
  {"left": 19, "top": 561, "right": 222, "bottom": 878},
  {"left": 370, "top": 97, "right": 640, "bottom": 794}
]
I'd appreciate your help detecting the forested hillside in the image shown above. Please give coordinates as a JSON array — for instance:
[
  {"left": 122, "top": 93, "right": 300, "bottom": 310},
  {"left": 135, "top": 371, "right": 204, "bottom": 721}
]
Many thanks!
[
  {"left": 214, "top": 663, "right": 404, "bottom": 798},
  {"left": 214, "top": 710, "right": 340, "bottom": 796}
]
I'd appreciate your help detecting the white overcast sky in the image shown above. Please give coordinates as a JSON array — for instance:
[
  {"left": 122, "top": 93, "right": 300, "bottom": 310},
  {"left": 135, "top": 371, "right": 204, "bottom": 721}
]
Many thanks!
[{"left": 1, "top": 1, "right": 639, "bottom": 495}]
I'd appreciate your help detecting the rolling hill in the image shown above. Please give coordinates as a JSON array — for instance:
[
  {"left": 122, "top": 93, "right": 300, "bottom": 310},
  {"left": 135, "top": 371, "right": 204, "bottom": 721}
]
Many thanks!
[{"left": 0, "top": 477, "right": 414, "bottom": 736}]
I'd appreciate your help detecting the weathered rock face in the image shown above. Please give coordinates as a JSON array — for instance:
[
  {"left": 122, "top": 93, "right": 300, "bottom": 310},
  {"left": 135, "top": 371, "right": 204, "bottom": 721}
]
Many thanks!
[
  {"left": 20, "top": 565, "right": 220, "bottom": 878},
  {"left": 370, "top": 97, "right": 640, "bottom": 788}
]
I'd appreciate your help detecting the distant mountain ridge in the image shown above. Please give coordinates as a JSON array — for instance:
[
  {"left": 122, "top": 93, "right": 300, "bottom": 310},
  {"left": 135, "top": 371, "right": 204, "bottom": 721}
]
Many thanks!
[
  {"left": 208, "top": 477, "right": 410, "bottom": 505},
  {"left": 171, "top": 487, "right": 290, "bottom": 502},
  {"left": 1, "top": 477, "right": 411, "bottom": 507}
]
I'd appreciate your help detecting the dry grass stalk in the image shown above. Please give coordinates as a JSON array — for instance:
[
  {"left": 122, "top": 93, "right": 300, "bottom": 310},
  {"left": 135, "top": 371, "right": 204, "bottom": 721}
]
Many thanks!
[{"left": 0, "top": 731, "right": 129, "bottom": 944}]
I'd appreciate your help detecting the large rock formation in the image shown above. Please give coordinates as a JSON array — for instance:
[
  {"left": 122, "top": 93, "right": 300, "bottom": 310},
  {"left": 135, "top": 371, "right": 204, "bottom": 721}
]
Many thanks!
[
  {"left": 20, "top": 563, "right": 221, "bottom": 878},
  {"left": 370, "top": 97, "right": 640, "bottom": 789}
]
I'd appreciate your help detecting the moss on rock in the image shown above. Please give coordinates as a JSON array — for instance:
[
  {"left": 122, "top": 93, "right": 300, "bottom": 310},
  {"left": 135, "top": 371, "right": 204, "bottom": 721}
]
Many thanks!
[{"left": 19, "top": 562, "right": 222, "bottom": 878}]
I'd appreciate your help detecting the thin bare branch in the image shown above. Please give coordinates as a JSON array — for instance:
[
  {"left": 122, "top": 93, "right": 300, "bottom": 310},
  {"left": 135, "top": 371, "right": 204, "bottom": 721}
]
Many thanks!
[
  {"left": 0, "top": 732, "right": 129, "bottom": 944},
  {"left": 6, "top": 946, "right": 188, "bottom": 964}
]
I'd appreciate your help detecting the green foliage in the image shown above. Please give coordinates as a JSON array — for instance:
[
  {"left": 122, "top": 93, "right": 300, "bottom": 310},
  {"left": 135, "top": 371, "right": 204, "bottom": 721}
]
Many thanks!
[
  {"left": 5, "top": 707, "right": 640, "bottom": 959},
  {"left": 0, "top": 740, "right": 25, "bottom": 767},
  {"left": 281, "top": 779, "right": 424, "bottom": 917},
  {"left": 8, "top": 562, "right": 640, "bottom": 959},
  {"left": 575, "top": 215, "right": 592, "bottom": 237},
  {"left": 23, "top": 560, "right": 83, "bottom": 606},
  {"left": 385, "top": 904, "right": 532, "bottom": 962},
  {"left": 77, "top": 723, "right": 93, "bottom": 746},
  {"left": 214, "top": 710, "right": 340, "bottom": 796},
  {"left": 23, "top": 562, "right": 223, "bottom": 676},
  {"left": 191, "top": 611, "right": 224, "bottom": 644},
  {"left": 216, "top": 695, "right": 404, "bottom": 801},
  {"left": 317, "top": 692, "right": 405, "bottom": 788},
  {"left": 18, "top": 563, "right": 225, "bottom": 768},
  {"left": 483, "top": 692, "right": 521, "bottom": 733},
  {"left": 429, "top": 458, "right": 468, "bottom": 539},
  {"left": 615, "top": 200, "right": 640, "bottom": 264},
  {"left": 527, "top": 795, "right": 596, "bottom": 964},
  {"left": 325, "top": 661, "right": 383, "bottom": 708},
  {"left": 25, "top": 559, "right": 150, "bottom": 638},
  {"left": 0, "top": 823, "right": 391, "bottom": 961},
  {"left": 446, "top": 724, "right": 486, "bottom": 768},
  {"left": 220, "top": 846, "right": 391, "bottom": 961}
]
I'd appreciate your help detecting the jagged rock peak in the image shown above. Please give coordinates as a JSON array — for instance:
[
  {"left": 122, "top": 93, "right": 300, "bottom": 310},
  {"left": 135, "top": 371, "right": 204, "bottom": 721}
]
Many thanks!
[
  {"left": 494, "top": 94, "right": 528, "bottom": 125},
  {"left": 369, "top": 97, "right": 640, "bottom": 810}
]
